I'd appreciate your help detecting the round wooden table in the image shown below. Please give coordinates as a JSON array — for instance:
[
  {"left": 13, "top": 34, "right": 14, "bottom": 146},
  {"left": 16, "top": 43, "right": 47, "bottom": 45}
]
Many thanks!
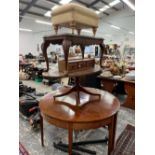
[{"left": 39, "top": 87, "right": 120, "bottom": 155}]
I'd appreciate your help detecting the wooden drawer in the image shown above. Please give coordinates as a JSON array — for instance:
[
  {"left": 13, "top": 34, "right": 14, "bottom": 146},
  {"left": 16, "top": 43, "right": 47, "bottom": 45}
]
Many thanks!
[
  {"left": 68, "top": 63, "right": 78, "bottom": 71},
  {"left": 67, "top": 59, "right": 95, "bottom": 73}
]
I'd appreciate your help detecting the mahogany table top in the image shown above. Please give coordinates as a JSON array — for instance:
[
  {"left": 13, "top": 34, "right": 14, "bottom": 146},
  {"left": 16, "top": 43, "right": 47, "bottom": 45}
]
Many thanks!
[{"left": 39, "top": 87, "right": 120, "bottom": 124}]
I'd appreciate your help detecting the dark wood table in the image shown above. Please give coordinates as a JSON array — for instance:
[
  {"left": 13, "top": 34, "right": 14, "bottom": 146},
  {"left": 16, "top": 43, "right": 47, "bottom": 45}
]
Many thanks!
[
  {"left": 98, "top": 76, "right": 135, "bottom": 110},
  {"left": 39, "top": 87, "right": 120, "bottom": 155},
  {"left": 41, "top": 34, "right": 106, "bottom": 71}
]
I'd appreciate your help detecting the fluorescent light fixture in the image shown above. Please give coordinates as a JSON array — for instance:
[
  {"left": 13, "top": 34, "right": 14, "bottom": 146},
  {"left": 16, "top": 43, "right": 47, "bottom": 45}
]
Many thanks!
[
  {"left": 82, "top": 29, "right": 92, "bottom": 33},
  {"left": 59, "top": 0, "right": 72, "bottom": 5},
  {"left": 35, "top": 20, "right": 52, "bottom": 26},
  {"left": 19, "top": 28, "right": 32, "bottom": 32},
  {"left": 44, "top": 11, "right": 51, "bottom": 17},
  {"left": 95, "top": 10, "right": 101, "bottom": 14},
  {"left": 129, "top": 31, "right": 134, "bottom": 35},
  {"left": 109, "top": 0, "right": 120, "bottom": 7},
  {"left": 99, "top": 5, "right": 110, "bottom": 12},
  {"left": 110, "top": 25, "right": 121, "bottom": 30},
  {"left": 122, "top": 0, "right": 135, "bottom": 11},
  {"left": 99, "top": 0, "right": 121, "bottom": 12}
]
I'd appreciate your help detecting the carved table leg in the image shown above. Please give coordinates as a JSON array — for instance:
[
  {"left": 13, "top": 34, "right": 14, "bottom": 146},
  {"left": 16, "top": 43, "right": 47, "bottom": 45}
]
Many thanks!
[
  {"left": 41, "top": 42, "right": 50, "bottom": 71},
  {"left": 62, "top": 39, "right": 72, "bottom": 70},
  {"left": 40, "top": 114, "right": 44, "bottom": 147},
  {"left": 54, "top": 25, "right": 58, "bottom": 34},
  {"left": 108, "top": 113, "right": 117, "bottom": 155},
  {"left": 68, "top": 127, "right": 73, "bottom": 155}
]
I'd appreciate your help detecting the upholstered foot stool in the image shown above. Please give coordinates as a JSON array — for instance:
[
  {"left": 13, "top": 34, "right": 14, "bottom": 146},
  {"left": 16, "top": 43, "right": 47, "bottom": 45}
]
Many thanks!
[{"left": 51, "top": 3, "right": 99, "bottom": 36}]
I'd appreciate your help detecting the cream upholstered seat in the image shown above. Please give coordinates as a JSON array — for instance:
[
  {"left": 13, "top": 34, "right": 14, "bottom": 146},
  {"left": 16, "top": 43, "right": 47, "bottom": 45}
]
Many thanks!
[{"left": 51, "top": 3, "right": 99, "bottom": 36}]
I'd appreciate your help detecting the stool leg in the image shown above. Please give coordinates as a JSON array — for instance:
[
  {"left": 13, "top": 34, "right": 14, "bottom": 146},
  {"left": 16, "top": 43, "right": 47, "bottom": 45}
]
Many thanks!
[
  {"left": 54, "top": 25, "right": 58, "bottom": 35},
  {"left": 72, "top": 28, "right": 75, "bottom": 35},
  {"left": 40, "top": 114, "right": 44, "bottom": 147},
  {"left": 92, "top": 27, "right": 97, "bottom": 36},
  {"left": 68, "top": 128, "right": 73, "bottom": 155}
]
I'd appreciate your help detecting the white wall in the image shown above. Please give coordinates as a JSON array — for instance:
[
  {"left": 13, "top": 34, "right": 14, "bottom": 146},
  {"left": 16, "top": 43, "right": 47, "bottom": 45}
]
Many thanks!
[{"left": 19, "top": 31, "right": 38, "bottom": 55}]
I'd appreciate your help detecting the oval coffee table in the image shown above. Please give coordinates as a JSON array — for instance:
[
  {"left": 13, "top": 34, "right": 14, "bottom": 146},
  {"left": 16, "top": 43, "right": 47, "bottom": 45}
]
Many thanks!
[{"left": 39, "top": 87, "right": 120, "bottom": 155}]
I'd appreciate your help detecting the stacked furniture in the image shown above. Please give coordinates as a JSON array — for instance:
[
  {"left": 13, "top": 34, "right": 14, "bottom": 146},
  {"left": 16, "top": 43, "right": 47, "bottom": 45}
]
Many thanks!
[{"left": 40, "top": 3, "right": 120, "bottom": 155}]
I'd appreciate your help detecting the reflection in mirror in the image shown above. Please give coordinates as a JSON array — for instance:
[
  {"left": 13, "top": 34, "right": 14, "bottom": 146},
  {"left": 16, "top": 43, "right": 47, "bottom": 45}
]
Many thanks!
[
  {"left": 68, "top": 45, "right": 82, "bottom": 60},
  {"left": 84, "top": 45, "right": 101, "bottom": 59}
]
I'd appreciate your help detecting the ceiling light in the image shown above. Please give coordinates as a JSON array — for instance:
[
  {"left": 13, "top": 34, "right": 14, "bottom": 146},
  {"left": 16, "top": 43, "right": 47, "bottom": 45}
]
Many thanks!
[
  {"left": 99, "top": 5, "right": 110, "bottom": 12},
  {"left": 19, "top": 28, "right": 32, "bottom": 32},
  {"left": 109, "top": 0, "right": 120, "bottom": 7},
  {"left": 35, "top": 20, "right": 52, "bottom": 26},
  {"left": 59, "top": 0, "right": 72, "bottom": 5},
  {"left": 110, "top": 25, "right": 121, "bottom": 30},
  {"left": 129, "top": 32, "right": 134, "bottom": 35},
  {"left": 122, "top": 0, "right": 135, "bottom": 11},
  {"left": 99, "top": 0, "right": 120, "bottom": 12},
  {"left": 82, "top": 29, "right": 92, "bottom": 33},
  {"left": 44, "top": 11, "right": 51, "bottom": 17}
]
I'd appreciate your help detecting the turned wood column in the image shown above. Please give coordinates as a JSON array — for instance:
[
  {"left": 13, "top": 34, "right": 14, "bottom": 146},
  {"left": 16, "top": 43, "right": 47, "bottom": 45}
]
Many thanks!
[
  {"left": 76, "top": 29, "right": 81, "bottom": 35},
  {"left": 92, "top": 27, "right": 97, "bottom": 36},
  {"left": 62, "top": 39, "right": 72, "bottom": 70},
  {"left": 41, "top": 42, "right": 50, "bottom": 71},
  {"left": 54, "top": 25, "right": 58, "bottom": 35},
  {"left": 70, "top": 21, "right": 76, "bottom": 35}
]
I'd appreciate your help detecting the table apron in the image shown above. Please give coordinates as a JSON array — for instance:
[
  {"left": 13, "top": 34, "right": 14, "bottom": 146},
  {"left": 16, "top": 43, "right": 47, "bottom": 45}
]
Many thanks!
[{"left": 43, "top": 114, "right": 113, "bottom": 130}]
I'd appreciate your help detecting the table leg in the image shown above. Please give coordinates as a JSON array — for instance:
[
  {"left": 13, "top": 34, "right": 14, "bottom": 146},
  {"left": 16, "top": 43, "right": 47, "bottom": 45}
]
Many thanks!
[
  {"left": 108, "top": 113, "right": 117, "bottom": 155},
  {"left": 40, "top": 114, "right": 44, "bottom": 147},
  {"left": 68, "top": 127, "right": 73, "bottom": 155}
]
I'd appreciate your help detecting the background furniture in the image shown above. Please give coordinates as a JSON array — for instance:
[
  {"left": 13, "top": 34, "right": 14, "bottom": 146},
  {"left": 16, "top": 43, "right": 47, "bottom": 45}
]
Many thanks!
[
  {"left": 98, "top": 76, "right": 135, "bottom": 110},
  {"left": 39, "top": 87, "right": 120, "bottom": 155}
]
